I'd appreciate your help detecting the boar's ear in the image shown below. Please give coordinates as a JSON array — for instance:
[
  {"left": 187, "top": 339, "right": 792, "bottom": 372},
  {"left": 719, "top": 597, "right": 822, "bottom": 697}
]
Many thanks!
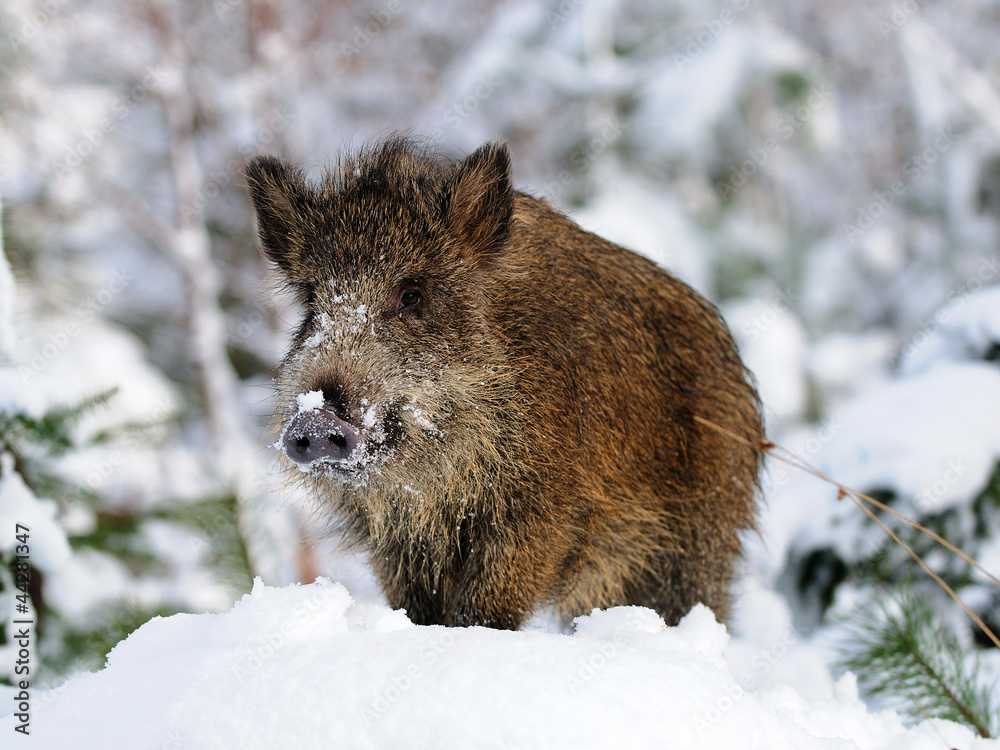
[
  {"left": 245, "top": 155, "right": 313, "bottom": 279},
  {"left": 447, "top": 142, "right": 514, "bottom": 265}
]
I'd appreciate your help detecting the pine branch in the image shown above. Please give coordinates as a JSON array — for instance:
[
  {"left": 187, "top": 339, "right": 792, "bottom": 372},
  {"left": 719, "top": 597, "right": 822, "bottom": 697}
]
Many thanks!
[
  {"left": 163, "top": 494, "right": 255, "bottom": 595},
  {"left": 0, "top": 388, "right": 122, "bottom": 505},
  {"left": 0, "top": 388, "right": 119, "bottom": 457},
  {"left": 41, "top": 388, "right": 119, "bottom": 432},
  {"left": 841, "top": 589, "right": 997, "bottom": 738}
]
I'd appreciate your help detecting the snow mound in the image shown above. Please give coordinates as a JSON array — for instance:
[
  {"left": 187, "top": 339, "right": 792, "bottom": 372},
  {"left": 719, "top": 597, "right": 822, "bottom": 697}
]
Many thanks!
[
  {"left": 901, "top": 284, "right": 1000, "bottom": 374},
  {"left": 2, "top": 579, "right": 993, "bottom": 749},
  {"left": 822, "top": 362, "right": 1000, "bottom": 512},
  {"left": 758, "top": 361, "right": 1000, "bottom": 575}
]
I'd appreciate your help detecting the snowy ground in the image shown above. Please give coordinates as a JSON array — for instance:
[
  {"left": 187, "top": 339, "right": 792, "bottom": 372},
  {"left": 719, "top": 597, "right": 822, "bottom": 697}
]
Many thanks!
[{"left": 2, "top": 577, "right": 995, "bottom": 750}]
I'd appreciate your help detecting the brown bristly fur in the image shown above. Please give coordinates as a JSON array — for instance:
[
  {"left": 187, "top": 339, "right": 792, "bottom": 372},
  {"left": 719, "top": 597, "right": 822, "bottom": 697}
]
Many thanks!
[{"left": 246, "top": 136, "right": 764, "bottom": 629}]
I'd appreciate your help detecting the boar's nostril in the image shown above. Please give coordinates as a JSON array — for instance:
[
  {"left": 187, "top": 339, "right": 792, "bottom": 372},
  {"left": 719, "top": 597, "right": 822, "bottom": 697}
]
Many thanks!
[{"left": 281, "top": 408, "right": 362, "bottom": 466}]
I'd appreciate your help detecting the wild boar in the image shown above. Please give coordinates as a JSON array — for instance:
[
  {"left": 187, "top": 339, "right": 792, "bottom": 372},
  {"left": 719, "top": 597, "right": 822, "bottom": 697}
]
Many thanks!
[{"left": 246, "top": 137, "right": 762, "bottom": 629}]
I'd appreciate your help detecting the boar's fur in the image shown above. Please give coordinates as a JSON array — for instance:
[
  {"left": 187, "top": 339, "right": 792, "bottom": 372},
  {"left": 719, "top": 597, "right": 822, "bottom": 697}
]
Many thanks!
[{"left": 246, "top": 137, "right": 763, "bottom": 630}]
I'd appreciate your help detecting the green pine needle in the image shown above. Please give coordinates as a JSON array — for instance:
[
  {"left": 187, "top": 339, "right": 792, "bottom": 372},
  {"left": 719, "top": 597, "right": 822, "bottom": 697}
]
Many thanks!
[
  {"left": 163, "top": 494, "right": 256, "bottom": 595},
  {"left": 0, "top": 388, "right": 119, "bottom": 457},
  {"left": 840, "top": 589, "right": 997, "bottom": 738}
]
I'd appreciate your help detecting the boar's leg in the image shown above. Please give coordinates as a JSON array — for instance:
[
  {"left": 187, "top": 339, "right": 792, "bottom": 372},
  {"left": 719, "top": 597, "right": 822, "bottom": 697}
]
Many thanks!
[{"left": 374, "top": 515, "right": 561, "bottom": 630}]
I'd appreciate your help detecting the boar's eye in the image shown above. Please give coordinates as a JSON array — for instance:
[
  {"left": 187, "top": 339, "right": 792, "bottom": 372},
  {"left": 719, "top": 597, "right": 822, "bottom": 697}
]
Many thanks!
[{"left": 397, "top": 286, "right": 423, "bottom": 317}]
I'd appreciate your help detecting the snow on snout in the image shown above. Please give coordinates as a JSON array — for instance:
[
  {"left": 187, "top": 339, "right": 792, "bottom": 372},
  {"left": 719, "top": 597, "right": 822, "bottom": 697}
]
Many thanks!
[{"left": 296, "top": 390, "right": 325, "bottom": 413}]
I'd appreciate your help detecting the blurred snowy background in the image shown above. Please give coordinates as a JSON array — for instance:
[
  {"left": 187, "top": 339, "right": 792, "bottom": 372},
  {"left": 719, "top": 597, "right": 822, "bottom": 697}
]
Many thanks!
[{"left": 1, "top": 0, "right": 999, "bottom": 724}]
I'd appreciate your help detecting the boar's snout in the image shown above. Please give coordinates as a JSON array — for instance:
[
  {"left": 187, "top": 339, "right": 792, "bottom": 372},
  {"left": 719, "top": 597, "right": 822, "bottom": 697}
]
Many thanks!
[{"left": 281, "top": 408, "right": 363, "bottom": 467}]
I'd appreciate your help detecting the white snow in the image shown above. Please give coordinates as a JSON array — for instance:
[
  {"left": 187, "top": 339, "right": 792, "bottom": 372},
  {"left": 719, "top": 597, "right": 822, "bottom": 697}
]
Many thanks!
[
  {"left": 633, "top": 29, "right": 750, "bottom": 162},
  {"left": 0, "top": 205, "right": 16, "bottom": 363},
  {"left": 402, "top": 403, "right": 437, "bottom": 434},
  {"left": 727, "top": 578, "right": 836, "bottom": 701},
  {"left": 821, "top": 362, "right": 1000, "bottom": 514},
  {"left": 0, "top": 368, "right": 46, "bottom": 419},
  {"left": 900, "top": 284, "right": 1000, "bottom": 374},
  {"left": 725, "top": 295, "right": 809, "bottom": 424},
  {"left": 295, "top": 389, "right": 325, "bottom": 412},
  {"left": 0, "top": 456, "right": 72, "bottom": 576},
  {"left": 40, "top": 548, "right": 133, "bottom": 623},
  {"left": 805, "top": 331, "right": 895, "bottom": 407},
  {"left": 18, "top": 317, "right": 180, "bottom": 439},
  {"left": 303, "top": 330, "right": 325, "bottom": 348},
  {"left": 756, "top": 359, "right": 1000, "bottom": 576},
  {"left": 2, "top": 577, "right": 993, "bottom": 750},
  {"left": 572, "top": 167, "right": 712, "bottom": 292}
]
